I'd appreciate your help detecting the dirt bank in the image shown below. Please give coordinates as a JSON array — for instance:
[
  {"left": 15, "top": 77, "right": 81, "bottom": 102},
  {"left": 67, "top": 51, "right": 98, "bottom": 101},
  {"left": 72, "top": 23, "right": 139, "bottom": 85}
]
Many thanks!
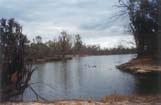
[
  {"left": 1, "top": 94, "right": 161, "bottom": 105},
  {"left": 0, "top": 101, "right": 157, "bottom": 105},
  {"left": 117, "top": 57, "right": 161, "bottom": 74}
]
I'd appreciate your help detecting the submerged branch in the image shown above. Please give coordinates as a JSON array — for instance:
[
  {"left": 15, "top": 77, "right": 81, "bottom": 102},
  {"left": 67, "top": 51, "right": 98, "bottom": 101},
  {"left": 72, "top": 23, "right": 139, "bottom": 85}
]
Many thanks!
[{"left": 29, "top": 85, "right": 48, "bottom": 101}]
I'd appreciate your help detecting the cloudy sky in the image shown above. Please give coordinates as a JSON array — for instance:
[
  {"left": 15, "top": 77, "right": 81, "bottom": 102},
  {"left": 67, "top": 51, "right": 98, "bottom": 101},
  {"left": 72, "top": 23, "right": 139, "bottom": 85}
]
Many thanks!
[{"left": 0, "top": 0, "right": 135, "bottom": 48}]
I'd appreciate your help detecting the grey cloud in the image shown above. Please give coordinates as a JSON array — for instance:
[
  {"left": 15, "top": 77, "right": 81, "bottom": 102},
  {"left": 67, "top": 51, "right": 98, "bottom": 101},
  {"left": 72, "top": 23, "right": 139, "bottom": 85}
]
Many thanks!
[
  {"left": 79, "top": 15, "right": 128, "bottom": 31},
  {"left": 80, "top": 18, "right": 113, "bottom": 31},
  {"left": 0, "top": 0, "right": 131, "bottom": 48}
]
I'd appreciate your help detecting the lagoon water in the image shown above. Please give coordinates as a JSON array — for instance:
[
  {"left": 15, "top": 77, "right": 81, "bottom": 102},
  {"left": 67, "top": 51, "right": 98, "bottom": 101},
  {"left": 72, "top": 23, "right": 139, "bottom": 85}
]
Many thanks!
[{"left": 21, "top": 54, "right": 161, "bottom": 101}]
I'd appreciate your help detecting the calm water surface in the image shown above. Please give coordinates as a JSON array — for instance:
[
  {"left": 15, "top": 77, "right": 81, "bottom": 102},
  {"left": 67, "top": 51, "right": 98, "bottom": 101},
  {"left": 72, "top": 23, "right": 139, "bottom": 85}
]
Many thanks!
[{"left": 21, "top": 54, "right": 161, "bottom": 101}]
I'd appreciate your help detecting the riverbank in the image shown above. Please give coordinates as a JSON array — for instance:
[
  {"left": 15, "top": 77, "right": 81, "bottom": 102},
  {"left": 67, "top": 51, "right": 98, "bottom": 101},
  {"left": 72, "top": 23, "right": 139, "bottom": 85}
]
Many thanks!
[
  {"left": 32, "top": 55, "right": 73, "bottom": 64},
  {"left": 117, "top": 57, "right": 161, "bottom": 74},
  {"left": 1, "top": 94, "right": 161, "bottom": 105}
]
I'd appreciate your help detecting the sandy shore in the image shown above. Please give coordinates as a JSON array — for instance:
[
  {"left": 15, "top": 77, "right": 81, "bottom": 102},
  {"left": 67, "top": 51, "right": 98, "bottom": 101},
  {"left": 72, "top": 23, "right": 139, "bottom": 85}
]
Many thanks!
[
  {"left": 0, "top": 101, "right": 158, "bottom": 105},
  {"left": 117, "top": 57, "right": 161, "bottom": 74},
  {"left": 1, "top": 94, "right": 161, "bottom": 105}
]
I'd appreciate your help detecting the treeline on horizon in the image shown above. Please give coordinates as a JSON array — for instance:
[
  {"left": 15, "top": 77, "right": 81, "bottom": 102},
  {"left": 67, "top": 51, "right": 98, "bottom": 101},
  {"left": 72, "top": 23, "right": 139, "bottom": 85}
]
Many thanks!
[{"left": 28, "top": 31, "right": 136, "bottom": 60}]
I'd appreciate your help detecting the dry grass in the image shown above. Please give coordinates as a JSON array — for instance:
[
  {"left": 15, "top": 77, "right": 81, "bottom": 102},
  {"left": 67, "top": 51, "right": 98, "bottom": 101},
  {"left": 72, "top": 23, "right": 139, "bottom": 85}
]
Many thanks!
[
  {"left": 1, "top": 95, "right": 161, "bottom": 105},
  {"left": 102, "top": 94, "right": 161, "bottom": 104},
  {"left": 102, "top": 94, "right": 129, "bottom": 102}
]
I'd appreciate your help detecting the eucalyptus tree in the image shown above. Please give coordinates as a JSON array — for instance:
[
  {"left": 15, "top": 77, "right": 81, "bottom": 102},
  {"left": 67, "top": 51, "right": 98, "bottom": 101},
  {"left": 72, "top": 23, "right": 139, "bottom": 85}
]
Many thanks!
[
  {"left": 119, "top": 0, "right": 161, "bottom": 57},
  {"left": 59, "top": 31, "right": 72, "bottom": 58},
  {"left": 74, "top": 34, "right": 83, "bottom": 55},
  {"left": 0, "top": 18, "right": 34, "bottom": 100}
]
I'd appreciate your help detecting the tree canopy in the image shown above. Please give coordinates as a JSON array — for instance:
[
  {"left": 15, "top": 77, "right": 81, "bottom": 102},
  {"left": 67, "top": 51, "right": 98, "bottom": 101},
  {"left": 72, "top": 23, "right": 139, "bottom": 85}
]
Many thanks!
[
  {"left": 119, "top": 0, "right": 161, "bottom": 57},
  {"left": 0, "top": 18, "right": 34, "bottom": 101}
]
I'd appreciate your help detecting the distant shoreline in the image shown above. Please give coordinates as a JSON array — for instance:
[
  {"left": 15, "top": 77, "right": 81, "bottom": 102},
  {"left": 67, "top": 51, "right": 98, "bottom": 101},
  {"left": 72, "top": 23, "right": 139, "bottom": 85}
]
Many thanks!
[{"left": 31, "top": 53, "right": 136, "bottom": 64}]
